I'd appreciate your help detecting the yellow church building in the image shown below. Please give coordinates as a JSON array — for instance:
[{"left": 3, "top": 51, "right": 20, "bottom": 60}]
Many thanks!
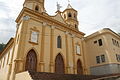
[{"left": 0, "top": 0, "right": 120, "bottom": 80}]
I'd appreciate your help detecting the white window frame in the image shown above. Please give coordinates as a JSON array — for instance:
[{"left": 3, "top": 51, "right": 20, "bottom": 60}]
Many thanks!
[
  {"left": 30, "top": 31, "right": 39, "bottom": 43},
  {"left": 76, "top": 45, "right": 80, "bottom": 55}
]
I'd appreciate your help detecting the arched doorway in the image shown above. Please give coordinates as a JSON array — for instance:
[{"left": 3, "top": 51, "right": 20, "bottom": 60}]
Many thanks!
[
  {"left": 77, "top": 59, "right": 83, "bottom": 74},
  {"left": 55, "top": 53, "right": 65, "bottom": 74},
  {"left": 25, "top": 49, "right": 37, "bottom": 71}
]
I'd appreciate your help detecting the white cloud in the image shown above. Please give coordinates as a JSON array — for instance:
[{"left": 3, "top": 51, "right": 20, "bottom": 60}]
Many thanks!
[{"left": 78, "top": 0, "right": 120, "bottom": 34}]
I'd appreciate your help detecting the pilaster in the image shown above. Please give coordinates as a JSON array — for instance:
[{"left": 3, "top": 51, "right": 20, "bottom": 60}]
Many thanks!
[
  {"left": 16, "top": 15, "right": 30, "bottom": 60},
  {"left": 49, "top": 26, "right": 55, "bottom": 72},
  {"left": 81, "top": 39, "right": 88, "bottom": 74},
  {"left": 65, "top": 31, "right": 70, "bottom": 73},
  {"left": 9, "top": 16, "right": 29, "bottom": 80},
  {"left": 6, "top": 63, "right": 12, "bottom": 80},
  {"left": 71, "top": 34, "right": 76, "bottom": 74},
  {"left": 39, "top": 22, "right": 46, "bottom": 72}
]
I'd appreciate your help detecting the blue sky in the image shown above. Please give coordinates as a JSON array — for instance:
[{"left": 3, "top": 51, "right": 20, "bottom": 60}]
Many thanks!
[{"left": 0, "top": 0, "right": 120, "bottom": 43}]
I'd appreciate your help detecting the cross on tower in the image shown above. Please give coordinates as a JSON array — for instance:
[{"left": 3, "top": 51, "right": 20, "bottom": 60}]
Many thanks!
[{"left": 57, "top": 2, "right": 62, "bottom": 11}]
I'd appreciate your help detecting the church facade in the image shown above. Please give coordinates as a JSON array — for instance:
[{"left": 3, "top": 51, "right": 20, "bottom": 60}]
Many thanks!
[{"left": 0, "top": 0, "right": 120, "bottom": 80}]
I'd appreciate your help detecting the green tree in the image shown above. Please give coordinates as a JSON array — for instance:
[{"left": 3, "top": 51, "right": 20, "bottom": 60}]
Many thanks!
[{"left": 0, "top": 43, "right": 5, "bottom": 52}]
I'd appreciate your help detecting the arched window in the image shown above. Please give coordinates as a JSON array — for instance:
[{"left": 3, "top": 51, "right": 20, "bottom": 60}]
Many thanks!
[
  {"left": 68, "top": 13, "right": 72, "bottom": 17},
  {"left": 55, "top": 53, "right": 65, "bottom": 74},
  {"left": 25, "top": 49, "right": 37, "bottom": 71},
  {"left": 35, "top": 5, "right": 39, "bottom": 11},
  {"left": 75, "top": 24, "right": 77, "bottom": 29},
  {"left": 77, "top": 59, "right": 83, "bottom": 74},
  {"left": 57, "top": 36, "right": 62, "bottom": 48},
  {"left": 74, "top": 13, "right": 76, "bottom": 18}
]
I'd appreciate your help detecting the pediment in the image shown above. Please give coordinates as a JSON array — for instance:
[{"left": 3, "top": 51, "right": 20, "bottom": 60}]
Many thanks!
[{"left": 51, "top": 13, "right": 66, "bottom": 24}]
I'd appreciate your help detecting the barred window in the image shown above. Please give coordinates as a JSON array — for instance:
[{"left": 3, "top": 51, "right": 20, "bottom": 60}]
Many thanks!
[
  {"left": 96, "top": 56, "right": 100, "bottom": 64},
  {"left": 101, "top": 55, "right": 105, "bottom": 62},
  {"left": 116, "top": 54, "right": 120, "bottom": 62}
]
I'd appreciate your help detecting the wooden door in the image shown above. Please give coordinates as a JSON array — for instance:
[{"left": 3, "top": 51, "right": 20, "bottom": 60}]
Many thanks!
[
  {"left": 25, "top": 49, "right": 37, "bottom": 71},
  {"left": 77, "top": 59, "right": 83, "bottom": 74},
  {"left": 55, "top": 53, "right": 64, "bottom": 74}
]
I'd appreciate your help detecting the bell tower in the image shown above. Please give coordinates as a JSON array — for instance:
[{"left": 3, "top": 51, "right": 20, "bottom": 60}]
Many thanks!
[
  {"left": 23, "top": 0, "right": 45, "bottom": 13},
  {"left": 62, "top": 4, "right": 79, "bottom": 30}
]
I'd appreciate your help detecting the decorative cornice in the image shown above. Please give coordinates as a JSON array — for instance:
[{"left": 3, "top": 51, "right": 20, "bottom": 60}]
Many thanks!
[
  {"left": 14, "top": 59, "right": 23, "bottom": 62},
  {"left": 62, "top": 8, "right": 77, "bottom": 13},
  {"left": 22, "top": 15, "right": 30, "bottom": 20},
  {"left": 85, "top": 28, "right": 120, "bottom": 41}
]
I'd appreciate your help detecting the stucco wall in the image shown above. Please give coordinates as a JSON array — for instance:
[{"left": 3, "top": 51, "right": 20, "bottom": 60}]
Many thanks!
[
  {"left": 0, "top": 46, "right": 13, "bottom": 80},
  {"left": 85, "top": 29, "right": 120, "bottom": 75},
  {"left": 13, "top": 13, "right": 85, "bottom": 75}
]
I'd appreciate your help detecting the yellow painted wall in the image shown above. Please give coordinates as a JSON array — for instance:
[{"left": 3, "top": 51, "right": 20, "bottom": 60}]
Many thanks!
[
  {"left": 0, "top": 46, "right": 14, "bottom": 80},
  {"left": 84, "top": 29, "right": 120, "bottom": 74}
]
